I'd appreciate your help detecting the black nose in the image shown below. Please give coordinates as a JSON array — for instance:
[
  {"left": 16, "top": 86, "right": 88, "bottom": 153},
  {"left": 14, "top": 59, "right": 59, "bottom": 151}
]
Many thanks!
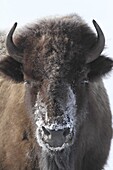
[{"left": 42, "top": 126, "right": 70, "bottom": 147}]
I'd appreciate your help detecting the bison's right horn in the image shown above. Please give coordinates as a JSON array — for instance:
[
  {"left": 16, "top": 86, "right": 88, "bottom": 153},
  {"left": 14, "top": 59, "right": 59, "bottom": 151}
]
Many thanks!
[
  {"left": 6, "top": 23, "right": 23, "bottom": 63},
  {"left": 86, "top": 20, "right": 105, "bottom": 64}
]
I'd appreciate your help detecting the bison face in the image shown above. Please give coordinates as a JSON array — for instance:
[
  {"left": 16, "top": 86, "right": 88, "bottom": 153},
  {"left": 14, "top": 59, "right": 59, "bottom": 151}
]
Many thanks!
[
  {"left": 24, "top": 70, "right": 89, "bottom": 151},
  {"left": 22, "top": 32, "right": 89, "bottom": 151}
]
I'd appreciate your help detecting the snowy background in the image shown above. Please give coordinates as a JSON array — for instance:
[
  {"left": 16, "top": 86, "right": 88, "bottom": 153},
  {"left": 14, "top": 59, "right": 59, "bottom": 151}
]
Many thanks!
[{"left": 0, "top": 0, "right": 112, "bottom": 169}]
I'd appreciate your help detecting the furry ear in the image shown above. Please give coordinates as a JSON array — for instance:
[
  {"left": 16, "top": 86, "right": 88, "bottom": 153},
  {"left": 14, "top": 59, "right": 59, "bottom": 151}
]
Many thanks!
[
  {"left": 87, "top": 55, "right": 113, "bottom": 81},
  {"left": 0, "top": 56, "right": 23, "bottom": 82}
]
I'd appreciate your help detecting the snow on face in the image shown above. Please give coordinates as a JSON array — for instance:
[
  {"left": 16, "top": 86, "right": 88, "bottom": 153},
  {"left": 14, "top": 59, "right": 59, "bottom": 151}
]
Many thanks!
[{"left": 34, "top": 85, "right": 77, "bottom": 151}]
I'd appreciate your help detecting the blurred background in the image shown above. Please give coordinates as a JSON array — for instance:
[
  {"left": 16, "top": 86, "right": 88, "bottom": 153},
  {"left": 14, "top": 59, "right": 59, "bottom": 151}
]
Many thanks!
[{"left": 0, "top": 0, "right": 112, "bottom": 169}]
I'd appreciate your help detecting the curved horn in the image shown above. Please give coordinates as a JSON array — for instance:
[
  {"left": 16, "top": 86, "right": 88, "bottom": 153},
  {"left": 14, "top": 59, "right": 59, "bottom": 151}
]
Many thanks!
[
  {"left": 86, "top": 20, "right": 105, "bottom": 64},
  {"left": 6, "top": 22, "right": 23, "bottom": 63}
]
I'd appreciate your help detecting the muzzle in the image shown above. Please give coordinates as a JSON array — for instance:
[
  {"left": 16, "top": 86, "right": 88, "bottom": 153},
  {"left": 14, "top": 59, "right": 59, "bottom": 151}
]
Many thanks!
[{"left": 34, "top": 86, "right": 77, "bottom": 151}]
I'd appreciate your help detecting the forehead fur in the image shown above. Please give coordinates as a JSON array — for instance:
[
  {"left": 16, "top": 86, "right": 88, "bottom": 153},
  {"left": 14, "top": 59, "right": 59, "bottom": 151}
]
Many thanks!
[{"left": 14, "top": 14, "right": 97, "bottom": 80}]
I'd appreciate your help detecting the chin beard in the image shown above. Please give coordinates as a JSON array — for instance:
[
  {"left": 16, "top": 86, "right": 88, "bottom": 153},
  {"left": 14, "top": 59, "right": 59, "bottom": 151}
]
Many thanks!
[{"left": 38, "top": 147, "right": 72, "bottom": 170}]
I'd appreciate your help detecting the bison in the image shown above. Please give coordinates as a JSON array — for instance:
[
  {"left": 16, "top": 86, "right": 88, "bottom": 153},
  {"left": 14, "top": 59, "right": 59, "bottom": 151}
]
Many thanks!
[{"left": 0, "top": 14, "right": 113, "bottom": 170}]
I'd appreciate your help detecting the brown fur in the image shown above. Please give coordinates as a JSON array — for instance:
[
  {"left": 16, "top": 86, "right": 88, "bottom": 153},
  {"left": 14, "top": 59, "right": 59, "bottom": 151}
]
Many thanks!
[{"left": 0, "top": 78, "right": 39, "bottom": 170}]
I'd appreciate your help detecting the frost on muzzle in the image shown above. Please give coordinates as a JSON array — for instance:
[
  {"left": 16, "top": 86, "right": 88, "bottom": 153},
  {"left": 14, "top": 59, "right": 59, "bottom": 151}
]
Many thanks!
[{"left": 34, "top": 86, "right": 77, "bottom": 151}]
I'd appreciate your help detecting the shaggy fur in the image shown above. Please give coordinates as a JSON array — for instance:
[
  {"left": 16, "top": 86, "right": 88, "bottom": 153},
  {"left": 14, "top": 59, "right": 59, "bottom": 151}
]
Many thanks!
[{"left": 0, "top": 14, "right": 113, "bottom": 170}]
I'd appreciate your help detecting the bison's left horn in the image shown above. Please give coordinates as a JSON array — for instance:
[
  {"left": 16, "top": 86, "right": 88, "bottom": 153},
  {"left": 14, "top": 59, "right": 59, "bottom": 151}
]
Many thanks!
[
  {"left": 6, "top": 22, "right": 23, "bottom": 63},
  {"left": 86, "top": 20, "right": 105, "bottom": 64}
]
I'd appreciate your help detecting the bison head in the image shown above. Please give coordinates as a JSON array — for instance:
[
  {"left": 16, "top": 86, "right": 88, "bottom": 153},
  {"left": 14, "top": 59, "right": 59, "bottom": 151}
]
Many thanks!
[{"left": 0, "top": 15, "right": 113, "bottom": 152}]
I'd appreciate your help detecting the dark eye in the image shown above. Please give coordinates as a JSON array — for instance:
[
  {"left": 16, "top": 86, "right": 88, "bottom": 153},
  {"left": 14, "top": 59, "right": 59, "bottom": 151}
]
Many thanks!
[
  {"left": 24, "top": 80, "right": 35, "bottom": 87},
  {"left": 24, "top": 80, "right": 31, "bottom": 85},
  {"left": 24, "top": 80, "right": 39, "bottom": 89},
  {"left": 81, "top": 79, "right": 89, "bottom": 85}
]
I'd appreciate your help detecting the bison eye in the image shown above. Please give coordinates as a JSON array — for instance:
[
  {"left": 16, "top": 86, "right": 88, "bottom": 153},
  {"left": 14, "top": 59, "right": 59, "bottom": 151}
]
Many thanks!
[
  {"left": 24, "top": 80, "right": 39, "bottom": 89},
  {"left": 81, "top": 79, "right": 89, "bottom": 85},
  {"left": 24, "top": 80, "right": 31, "bottom": 85},
  {"left": 24, "top": 80, "right": 35, "bottom": 87}
]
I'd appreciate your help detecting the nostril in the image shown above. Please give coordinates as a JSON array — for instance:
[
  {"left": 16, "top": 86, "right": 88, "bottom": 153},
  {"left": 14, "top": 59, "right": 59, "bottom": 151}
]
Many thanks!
[
  {"left": 63, "top": 128, "right": 70, "bottom": 137},
  {"left": 42, "top": 126, "right": 50, "bottom": 136}
]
